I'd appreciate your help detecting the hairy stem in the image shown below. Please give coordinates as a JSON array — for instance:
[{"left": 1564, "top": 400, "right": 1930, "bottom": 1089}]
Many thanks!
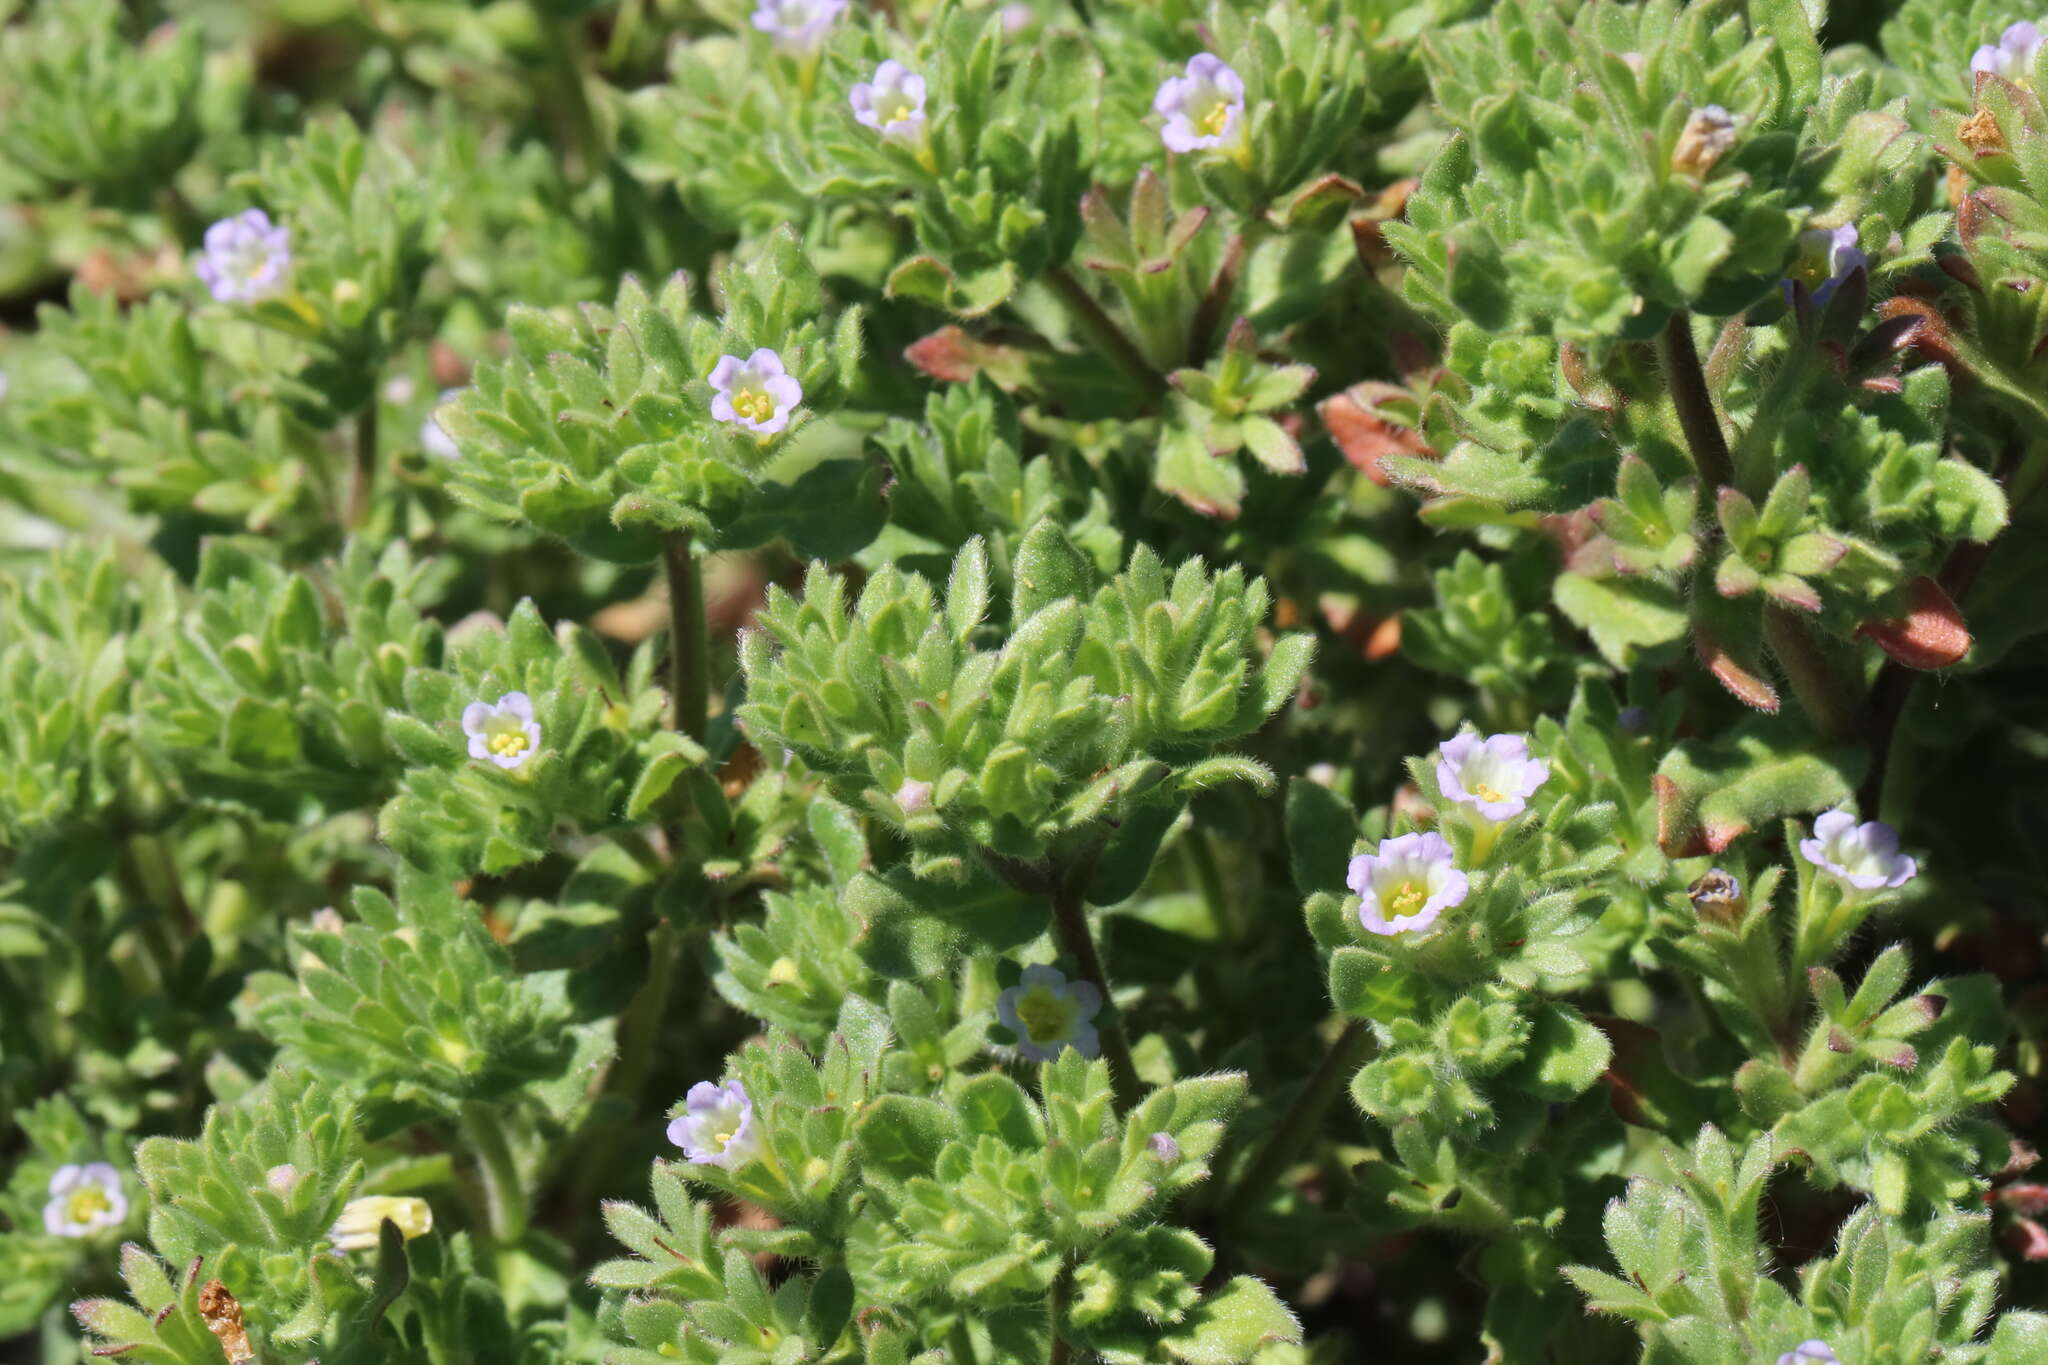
[
  {"left": 461, "top": 1103, "right": 530, "bottom": 1244},
  {"left": 1186, "top": 221, "right": 1267, "bottom": 365},
  {"left": 662, "top": 530, "right": 710, "bottom": 743},
  {"left": 1659, "top": 309, "right": 1735, "bottom": 492},
  {"left": 1762, "top": 605, "right": 1856, "bottom": 743},
  {"left": 1048, "top": 1270, "right": 1071, "bottom": 1365},
  {"left": 1044, "top": 266, "right": 1166, "bottom": 399},
  {"left": 1219, "top": 1019, "right": 1370, "bottom": 1229},
  {"left": 534, "top": 7, "right": 602, "bottom": 185},
  {"left": 346, "top": 401, "right": 378, "bottom": 531},
  {"left": 1048, "top": 875, "right": 1142, "bottom": 1113}
]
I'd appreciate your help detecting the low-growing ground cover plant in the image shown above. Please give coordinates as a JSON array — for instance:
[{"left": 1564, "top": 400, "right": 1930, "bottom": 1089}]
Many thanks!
[{"left": 1, "top": 0, "right": 2046, "bottom": 1359}]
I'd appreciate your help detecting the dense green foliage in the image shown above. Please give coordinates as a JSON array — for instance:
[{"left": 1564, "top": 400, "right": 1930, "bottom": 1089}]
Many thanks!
[{"left": 2, "top": 0, "right": 2046, "bottom": 1361}]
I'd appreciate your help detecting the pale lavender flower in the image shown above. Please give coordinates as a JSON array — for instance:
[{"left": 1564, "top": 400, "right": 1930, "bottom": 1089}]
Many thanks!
[
  {"left": 850, "top": 60, "right": 928, "bottom": 139},
  {"left": 1436, "top": 732, "right": 1550, "bottom": 822},
  {"left": 1348, "top": 832, "right": 1468, "bottom": 937},
  {"left": 42, "top": 1163, "right": 126, "bottom": 1238},
  {"left": 709, "top": 348, "right": 803, "bottom": 436},
  {"left": 1776, "top": 1343, "right": 1838, "bottom": 1365},
  {"left": 667, "top": 1080, "right": 760, "bottom": 1168},
  {"left": 996, "top": 964, "right": 1102, "bottom": 1061},
  {"left": 1154, "top": 53, "right": 1246, "bottom": 154},
  {"left": 895, "top": 777, "right": 933, "bottom": 814},
  {"left": 1799, "top": 810, "right": 1917, "bottom": 892},
  {"left": 1972, "top": 21, "right": 2044, "bottom": 82},
  {"left": 195, "top": 209, "right": 292, "bottom": 303},
  {"left": 461, "top": 692, "right": 541, "bottom": 770},
  {"left": 422, "top": 388, "right": 463, "bottom": 460},
  {"left": 1793, "top": 224, "right": 1867, "bottom": 308},
  {"left": 1147, "top": 1131, "right": 1181, "bottom": 1163},
  {"left": 751, "top": 0, "right": 846, "bottom": 51}
]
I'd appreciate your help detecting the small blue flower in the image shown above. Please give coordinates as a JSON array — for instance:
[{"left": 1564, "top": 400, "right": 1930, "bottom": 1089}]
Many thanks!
[
  {"left": 751, "top": 0, "right": 846, "bottom": 52},
  {"left": 1775, "top": 1342, "right": 1838, "bottom": 1365},
  {"left": 1972, "top": 21, "right": 2043, "bottom": 82},
  {"left": 996, "top": 964, "right": 1103, "bottom": 1061},
  {"left": 1799, "top": 810, "right": 1917, "bottom": 892},
  {"left": 196, "top": 209, "right": 292, "bottom": 303}
]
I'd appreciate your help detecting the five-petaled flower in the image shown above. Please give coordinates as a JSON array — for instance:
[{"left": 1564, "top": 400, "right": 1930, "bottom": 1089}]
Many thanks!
[
  {"left": 461, "top": 692, "right": 541, "bottom": 770},
  {"left": 43, "top": 1163, "right": 126, "bottom": 1238},
  {"left": 850, "top": 60, "right": 928, "bottom": 139},
  {"left": 1154, "top": 53, "right": 1247, "bottom": 154},
  {"left": 1775, "top": 1342, "right": 1838, "bottom": 1365},
  {"left": 709, "top": 349, "right": 804, "bottom": 436},
  {"left": 668, "top": 1080, "right": 761, "bottom": 1169},
  {"left": 1972, "top": 21, "right": 2043, "bottom": 83},
  {"left": 1436, "top": 732, "right": 1549, "bottom": 822},
  {"left": 751, "top": 0, "right": 846, "bottom": 51},
  {"left": 328, "top": 1195, "right": 433, "bottom": 1252},
  {"left": 1799, "top": 810, "right": 1917, "bottom": 892},
  {"left": 1349, "top": 832, "right": 1468, "bottom": 937},
  {"left": 996, "top": 964, "right": 1103, "bottom": 1061},
  {"left": 195, "top": 209, "right": 293, "bottom": 303}
]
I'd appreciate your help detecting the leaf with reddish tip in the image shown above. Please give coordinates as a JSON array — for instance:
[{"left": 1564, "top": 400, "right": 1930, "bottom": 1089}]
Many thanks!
[
  {"left": 1858, "top": 576, "right": 1971, "bottom": 669},
  {"left": 1695, "top": 616, "right": 1781, "bottom": 712}
]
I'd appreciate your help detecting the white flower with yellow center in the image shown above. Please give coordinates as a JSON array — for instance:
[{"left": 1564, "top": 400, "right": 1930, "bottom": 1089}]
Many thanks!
[
  {"left": 461, "top": 691, "right": 541, "bottom": 770},
  {"left": 195, "top": 209, "right": 292, "bottom": 303},
  {"left": 668, "top": 1079, "right": 761, "bottom": 1169},
  {"left": 709, "top": 348, "right": 804, "bottom": 436},
  {"left": 850, "top": 60, "right": 928, "bottom": 140},
  {"left": 1436, "top": 731, "right": 1550, "bottom": 822},
  {"left": 1154, "top": 53, "right": 1246, "bottom": 154},
  {"left": 327, "top": 1195, "right": 434, "bottom": 1252},
  {"left": 1347, "top": 832, "right": 1468, "bottom": 938},
  {"left": 996, "top": 964, "right": 1103, "bottom": 1062},
  {"left": 751, "top": 0, "right": 846, "bottom": 50},
  {"left": 1972, "top": 21, "right": 2044, "bottom": 83},
  {"left": 43, "top": 1163, "right": 127, "bottom": 1238}
]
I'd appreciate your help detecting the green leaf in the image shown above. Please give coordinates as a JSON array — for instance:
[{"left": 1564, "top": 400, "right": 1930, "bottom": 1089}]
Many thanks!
[
  {"left": 1011, "top": 518, "right": 1093, "bottom": 619},
  {"left": 1160, "top": 1276, "right": 1302, "bottom": 1363},
  {"left": 1501, "top": 1003, "right": 1612, "bottom": 1101},
  {"left": 854, "top": 1095, "right": 958, "bottom": 1181}
]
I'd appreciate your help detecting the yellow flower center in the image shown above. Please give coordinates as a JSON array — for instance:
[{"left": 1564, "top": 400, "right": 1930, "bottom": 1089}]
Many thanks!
[
  {"left": 874, "top": 92, "right": 917, "bottom": 126},
  {"left": 488, "top": 730, "right": 530, "bottom": 758},
  {"left": 711, "top": 1129, "right": 735, "bottom": 1150},
  {"left": 67, "top": 1187, "right": 112, "bottom": 1224},
  {"left": 1198, "top": 100, "right": 1233, "bottom": 137},
  {"left": 732, "top": 388, "right": 774, "bottom": 423},
  {"left": 1387, "top": 880, "right": 1428, "bottom": 917},
  {"left": 1472, "top": 781, "right": 1506, "bottom": 804},
  {"left": 1015, "top": 988, "right": 1072, "bottom": 1043}
]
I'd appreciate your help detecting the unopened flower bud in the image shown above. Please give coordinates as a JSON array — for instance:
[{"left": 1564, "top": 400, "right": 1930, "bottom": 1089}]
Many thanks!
[
  {"left": 1687, "top": 868, "right": 1746, "bottom": 928},
  {"left": 1147, "top": 1131, "right": 1181, "bottom": 1163}
]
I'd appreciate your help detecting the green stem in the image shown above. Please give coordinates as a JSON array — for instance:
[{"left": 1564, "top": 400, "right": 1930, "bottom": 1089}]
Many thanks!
[
  {"left": 1219, "top": 1019, "right": 1370, "bottom": 1229},
  {"left": 461, "top": 1104, "right": 530, "bottom": 1244},
  {"left": 607, "top": 918, "right": 684, "bottom": 1105},
  {"left": 1659, "top": 309, "right": 1735, "bottom": 493},
  {"left": 662, "top": 530, "right": 710, "bottom": 743},
  {"left": 948, "top": 1318, "right": 979, "bottom": 1365},
  {"left": 1048, "top": 875, "right": 1142, "bottom": 1113},
  {"left": 1182, "top": 830, "right": 1237, "bottom": 943},
  {"left": 1186, "top": 220, "right": 1269, "bottom": 365},
  {"left": 1762, "top": 605, "right": 1856, "bottom": 743},
  {"left": 346, "top": 401, "right": 378, "bottom": 531},
  {"left": 534, "top": 7, "right": 602, "bottom": 186},
  {"left": 1044, "top": 266, "right": 1167, "bottom": 399},
  {"left": 1048, "top": 1270, "right": 1071, "bottom": 1365}
]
